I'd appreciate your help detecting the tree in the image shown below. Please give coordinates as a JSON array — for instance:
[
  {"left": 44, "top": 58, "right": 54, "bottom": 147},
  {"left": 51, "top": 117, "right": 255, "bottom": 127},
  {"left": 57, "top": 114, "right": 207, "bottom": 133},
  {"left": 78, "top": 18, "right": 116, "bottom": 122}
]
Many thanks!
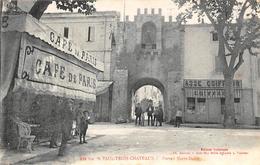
[
  {"left": 174, "top": 0, "right": 260, "bottom": 128},
  {"left": 28, "top": 0, "right": 96, "bottom": 20}
]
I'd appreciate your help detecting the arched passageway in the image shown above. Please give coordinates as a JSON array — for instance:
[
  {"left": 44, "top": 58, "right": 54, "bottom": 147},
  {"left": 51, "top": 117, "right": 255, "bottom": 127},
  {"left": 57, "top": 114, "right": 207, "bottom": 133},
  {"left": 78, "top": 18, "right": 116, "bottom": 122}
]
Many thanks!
[
  {"left": 131, "top": 85, "right": 164, "bottom": 120},
  {"left": 129, "top": 78, "right": 167, "bottom": 122}
]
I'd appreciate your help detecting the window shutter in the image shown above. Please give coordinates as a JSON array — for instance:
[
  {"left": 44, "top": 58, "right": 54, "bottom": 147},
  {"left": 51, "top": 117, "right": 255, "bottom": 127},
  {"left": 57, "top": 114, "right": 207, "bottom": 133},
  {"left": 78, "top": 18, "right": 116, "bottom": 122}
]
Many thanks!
[
  {"left": 64, "top": 27, "right": 69, "bottom": 38},
  {"left": 87, "top": 26, "right": 91, "bottom": 41},
  {"left": 90, "top": 26, "right": 95, "bottom": 41}
]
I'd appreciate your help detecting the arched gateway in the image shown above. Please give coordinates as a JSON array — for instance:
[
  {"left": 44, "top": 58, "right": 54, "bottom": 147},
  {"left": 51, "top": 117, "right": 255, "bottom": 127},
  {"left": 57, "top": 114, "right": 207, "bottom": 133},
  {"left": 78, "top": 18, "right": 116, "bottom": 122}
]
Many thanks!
[
  {"left": 110, "top": 10, "right": 184, "bottom": 122},
  {"left": 130, "top": 78, "right": 166, "bottom": 119}
]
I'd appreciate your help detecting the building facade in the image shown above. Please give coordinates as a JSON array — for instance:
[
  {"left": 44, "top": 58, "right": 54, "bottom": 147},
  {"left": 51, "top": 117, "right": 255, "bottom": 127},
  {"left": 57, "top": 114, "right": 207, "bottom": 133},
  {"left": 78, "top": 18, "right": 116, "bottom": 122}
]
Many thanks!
[
  {"left": 1, "top": 13, "right": 102, "bottom": 146},
  {"left": 42, "top": 9, "right": 260, "bottom": 125},
  {"left": 42, "top": 12, "right": 119, "bottom": 122},
  {"left": 42, "top": 11, "right": 119, "bottom": 81}
]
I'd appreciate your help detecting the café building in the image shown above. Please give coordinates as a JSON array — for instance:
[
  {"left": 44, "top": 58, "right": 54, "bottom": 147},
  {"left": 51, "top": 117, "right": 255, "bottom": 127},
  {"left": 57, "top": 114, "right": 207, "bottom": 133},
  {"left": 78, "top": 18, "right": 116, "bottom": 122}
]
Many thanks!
[{"left": 0, "top": 13, "right": 104, "bottom": 146}]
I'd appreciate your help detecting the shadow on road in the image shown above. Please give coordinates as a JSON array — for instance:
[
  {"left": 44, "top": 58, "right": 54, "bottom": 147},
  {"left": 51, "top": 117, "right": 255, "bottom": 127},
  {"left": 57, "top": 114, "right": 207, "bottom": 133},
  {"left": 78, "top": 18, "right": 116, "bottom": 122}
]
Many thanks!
[{"left": 14, "top": 135, "right": 105, "bottom": 164}]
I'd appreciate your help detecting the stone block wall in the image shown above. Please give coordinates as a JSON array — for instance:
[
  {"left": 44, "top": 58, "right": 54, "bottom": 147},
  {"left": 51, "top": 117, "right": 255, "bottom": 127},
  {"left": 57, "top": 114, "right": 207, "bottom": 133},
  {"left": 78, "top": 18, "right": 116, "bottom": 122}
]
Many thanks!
[{"left": 111, "top": 69, "right": 128, "bottom": 122}]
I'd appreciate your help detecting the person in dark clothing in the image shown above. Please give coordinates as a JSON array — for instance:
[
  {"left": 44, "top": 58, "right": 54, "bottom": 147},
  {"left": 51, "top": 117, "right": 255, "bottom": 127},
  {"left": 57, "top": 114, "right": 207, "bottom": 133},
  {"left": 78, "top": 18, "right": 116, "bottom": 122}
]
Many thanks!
[
  {"left": 58, "top": 98, "right": 74, "bottom": 156},
  {"left": 79, "top": 111, "right": 90, "bottom": 144},
  {"left": 49, "top": 97, "right": 62, "bottom": 148},
  {"left": 146, "top": 100, "right": 154, "bottom": 126},
  {"left": 153, "top": 107, "right": 159, "bottom": 126},
  {"left": 157, "top": 104, "right": 164, "bottom": 126},
  {"left": 135, "top": 103, "right": 142, "bottom": 125}
]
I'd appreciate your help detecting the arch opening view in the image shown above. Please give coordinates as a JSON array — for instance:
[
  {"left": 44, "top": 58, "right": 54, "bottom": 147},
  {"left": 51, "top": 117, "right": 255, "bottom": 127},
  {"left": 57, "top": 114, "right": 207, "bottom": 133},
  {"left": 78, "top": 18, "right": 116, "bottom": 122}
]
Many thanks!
[{"left": 131, "top": 85, "right": 164, "bottom": 120}]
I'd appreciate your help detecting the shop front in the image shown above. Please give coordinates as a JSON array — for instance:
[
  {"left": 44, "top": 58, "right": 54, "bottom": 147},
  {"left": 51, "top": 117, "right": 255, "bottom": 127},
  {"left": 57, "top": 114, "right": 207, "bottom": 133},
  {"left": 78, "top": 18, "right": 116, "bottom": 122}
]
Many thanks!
[
  {"left": 1, "top": 13, "right": 103, "bottom": 148},
  {"left": 183, "top": 79, "right": 242, "bottom": 124}
]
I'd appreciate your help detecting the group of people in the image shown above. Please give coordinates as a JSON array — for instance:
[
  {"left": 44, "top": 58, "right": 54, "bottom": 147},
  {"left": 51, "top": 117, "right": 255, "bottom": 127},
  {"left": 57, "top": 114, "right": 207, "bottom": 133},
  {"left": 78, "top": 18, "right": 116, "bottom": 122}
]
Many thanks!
[
  {"left": 135, "top": 100, "right": 164, "bottom": 127},
  {"left": 48, "top": 98, "right": 90, "bottom": 156}
]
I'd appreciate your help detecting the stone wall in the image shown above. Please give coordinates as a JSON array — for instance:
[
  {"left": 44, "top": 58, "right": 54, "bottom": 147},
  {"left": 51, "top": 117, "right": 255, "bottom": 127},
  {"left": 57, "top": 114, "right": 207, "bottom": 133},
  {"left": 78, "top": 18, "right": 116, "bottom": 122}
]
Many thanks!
[{"left": 111, "top": 70, "right": 128, "bottom": 122}]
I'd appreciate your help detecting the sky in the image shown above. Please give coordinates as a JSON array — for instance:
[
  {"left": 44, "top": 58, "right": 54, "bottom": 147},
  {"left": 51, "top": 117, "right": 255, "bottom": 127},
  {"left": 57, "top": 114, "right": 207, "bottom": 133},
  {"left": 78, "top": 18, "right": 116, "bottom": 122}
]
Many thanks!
[{"left": 47, "top": 0, "right": 181, "bottom": 22}]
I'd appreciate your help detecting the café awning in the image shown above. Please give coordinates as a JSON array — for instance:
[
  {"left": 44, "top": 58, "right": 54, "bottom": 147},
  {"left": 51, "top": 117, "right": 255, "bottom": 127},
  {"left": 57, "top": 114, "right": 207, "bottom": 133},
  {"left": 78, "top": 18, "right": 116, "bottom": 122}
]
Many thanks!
[
  {"left": 1, "top": 13, "right": 101, "bottom": 102},
  {"left": 96, "top": 81, "right": 113, "bottom": 95}
]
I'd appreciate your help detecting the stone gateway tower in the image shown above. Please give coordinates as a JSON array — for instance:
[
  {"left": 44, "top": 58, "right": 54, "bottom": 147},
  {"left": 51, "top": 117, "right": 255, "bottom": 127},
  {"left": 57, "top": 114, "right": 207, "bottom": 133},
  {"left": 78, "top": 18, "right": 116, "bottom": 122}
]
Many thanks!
[{"left": 111, "top": 8, "right": 184, "bottom": 122}]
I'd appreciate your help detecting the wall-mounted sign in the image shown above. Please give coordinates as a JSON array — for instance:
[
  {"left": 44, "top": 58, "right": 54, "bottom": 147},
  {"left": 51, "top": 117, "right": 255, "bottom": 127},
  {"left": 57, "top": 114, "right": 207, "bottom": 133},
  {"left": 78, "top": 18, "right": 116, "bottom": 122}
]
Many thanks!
[
  {"left": 48, "top": 31, "right": 97, "bottom": 67},
  {"left": 183, "top": 79, "right": 242, "bottom": 88},
  {"left": 17, "top": 35, "right": 97, "bottom": 96},
  {"left": 185, "top": 89, "right": 241, "bottom": 98}
]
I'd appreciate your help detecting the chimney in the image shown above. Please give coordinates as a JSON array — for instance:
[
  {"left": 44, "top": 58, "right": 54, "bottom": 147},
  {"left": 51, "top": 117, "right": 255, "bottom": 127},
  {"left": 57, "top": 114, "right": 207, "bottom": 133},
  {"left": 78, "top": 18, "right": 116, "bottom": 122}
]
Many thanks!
[
  {"left": 144, "top": 8, "right": 148, "bottom": 14},
  {"left": 169, "top": 16, "right": 172, "bottom": 22},
  {"left": 151, "top": 8, "right": 155, "bottom": 15},
  {"left": 158, "top": 8, "right": 162, "bottom": 15},
  {"left": 137, "top": 8, "right": 140, "bottom": 15}
]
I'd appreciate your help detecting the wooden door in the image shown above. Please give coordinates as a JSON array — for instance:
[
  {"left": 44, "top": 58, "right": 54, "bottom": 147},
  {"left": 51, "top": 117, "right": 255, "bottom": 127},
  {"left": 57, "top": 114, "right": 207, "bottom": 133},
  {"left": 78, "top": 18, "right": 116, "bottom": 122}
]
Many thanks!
[{"left": 208, "top": 99, "right": 222, "bottom": 123}]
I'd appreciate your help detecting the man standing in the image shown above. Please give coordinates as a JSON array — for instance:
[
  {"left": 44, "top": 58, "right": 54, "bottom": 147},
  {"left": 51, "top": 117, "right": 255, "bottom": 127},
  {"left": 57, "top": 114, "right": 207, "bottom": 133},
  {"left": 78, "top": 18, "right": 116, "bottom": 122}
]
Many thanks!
[
  {"left": 135, "top": 103, "right": 142, "bottom": 125},
  {"left": 58, "top": 98, "right": 74, "bottom": 156},
  {"left": 146, "top": 100, "right": 154, "bottom": 126},
  {"left": 157, "top": 104, "right": 164, "bottom": 126},
  {"left": 79, "top": 111, "right": 90, "bottom": 144},
  {"left": 153, "top": 107, "right": 159, "bottom": 126},
  {"left": 49, "top": 97, "right": 61, "bottom": 148},
  {"left": 175, "top": 108, "right": 183, "bottom": 128}
]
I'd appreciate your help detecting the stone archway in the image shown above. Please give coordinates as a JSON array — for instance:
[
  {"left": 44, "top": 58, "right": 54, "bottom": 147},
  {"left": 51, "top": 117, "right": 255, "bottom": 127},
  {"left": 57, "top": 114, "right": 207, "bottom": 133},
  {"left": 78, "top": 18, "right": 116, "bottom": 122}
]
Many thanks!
[{"left": 128, "top": 77, "right": 167, "bottom": 120}]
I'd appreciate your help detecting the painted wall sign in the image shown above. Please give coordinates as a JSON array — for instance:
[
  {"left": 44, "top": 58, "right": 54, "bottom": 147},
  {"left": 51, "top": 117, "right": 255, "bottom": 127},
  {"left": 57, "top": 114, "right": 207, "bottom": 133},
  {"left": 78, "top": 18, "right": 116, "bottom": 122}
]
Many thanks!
[
  {"left": 48, "top": 31, "right": 97, "bottom": 67},
  {"left": 185, "top": 89, "right": 242, "bottom": 98},
  {"left": 183, "top": 79, "right": 242, "bottom": 88},
  {"left": 17, "top": 35, "right": 97, "bottom": 95}
]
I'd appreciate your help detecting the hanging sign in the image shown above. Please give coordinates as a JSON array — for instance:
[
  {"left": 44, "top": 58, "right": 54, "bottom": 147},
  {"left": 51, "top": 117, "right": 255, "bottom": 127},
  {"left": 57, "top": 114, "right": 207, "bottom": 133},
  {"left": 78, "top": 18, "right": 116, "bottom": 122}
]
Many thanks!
[{"left": 17, "top": 35, "right": 97, "bottom": 95}]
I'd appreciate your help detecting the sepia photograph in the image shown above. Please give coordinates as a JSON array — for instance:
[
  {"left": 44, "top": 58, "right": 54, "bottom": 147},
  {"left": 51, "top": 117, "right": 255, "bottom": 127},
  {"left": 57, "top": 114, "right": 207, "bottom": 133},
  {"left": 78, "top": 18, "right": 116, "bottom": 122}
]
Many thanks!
[{"left": 0, "top": 0, "right": 260, "bottom": 164}]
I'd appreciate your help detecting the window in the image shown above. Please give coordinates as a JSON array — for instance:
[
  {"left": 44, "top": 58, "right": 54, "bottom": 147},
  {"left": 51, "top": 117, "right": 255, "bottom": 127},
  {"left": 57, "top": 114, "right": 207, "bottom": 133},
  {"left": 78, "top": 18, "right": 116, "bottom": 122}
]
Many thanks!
[
  {"left": 197, "top": 98, "right": 206, "bottom": 103},
  {"left": 110, "top": 32, "right": 116, "bottom": 46},
  {"left": 234, "top": 98, "right": 240, "bottom": 103},
  {"left": 64, "top": 27, "right": 69, "bottom": 38},
  {"left": 212, "top": 32, "right": 218, "bottom": 41},
  {"left": 87, "top": 26, "right": 95, "bottom": 42},
  {"left": 197, "top": 98, "right": 206, "bottom": 113},
  {"left": 141, "top": 21, "right": 157, "bottom": 49},
  {"left": 187, "top": 97, "right": 195, "bottom": 111}
]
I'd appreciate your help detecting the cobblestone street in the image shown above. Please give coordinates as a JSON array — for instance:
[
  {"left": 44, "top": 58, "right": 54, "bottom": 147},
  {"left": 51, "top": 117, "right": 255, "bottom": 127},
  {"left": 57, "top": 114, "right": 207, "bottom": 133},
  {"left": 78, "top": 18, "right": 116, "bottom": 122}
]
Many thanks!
[{"left": 13, "top": 123, "right": 260, "bottom": 165}]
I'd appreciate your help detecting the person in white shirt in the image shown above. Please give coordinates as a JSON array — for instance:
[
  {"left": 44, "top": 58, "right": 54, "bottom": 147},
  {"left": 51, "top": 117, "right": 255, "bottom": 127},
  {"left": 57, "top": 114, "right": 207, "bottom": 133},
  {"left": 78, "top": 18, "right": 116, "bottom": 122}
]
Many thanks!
[{"left": 175, "top": 109, "right": 183, "bottom": 128}]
